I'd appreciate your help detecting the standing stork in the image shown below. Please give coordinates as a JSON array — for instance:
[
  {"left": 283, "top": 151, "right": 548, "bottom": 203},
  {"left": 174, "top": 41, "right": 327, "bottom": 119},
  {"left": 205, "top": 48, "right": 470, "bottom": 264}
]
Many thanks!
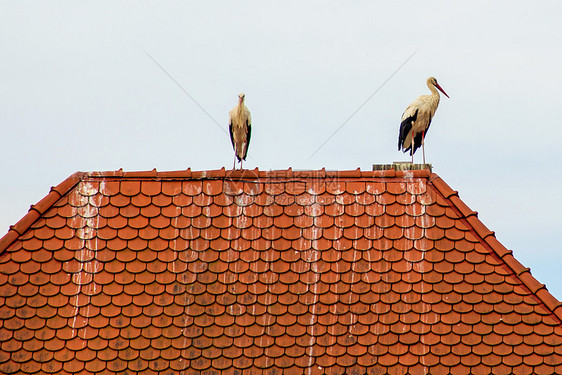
[
  {"left": 398, "top": 77, "right": 449, "bottom": 164},
  {"left": 229, "top": 93, "right": 252, "bottom": 170}
]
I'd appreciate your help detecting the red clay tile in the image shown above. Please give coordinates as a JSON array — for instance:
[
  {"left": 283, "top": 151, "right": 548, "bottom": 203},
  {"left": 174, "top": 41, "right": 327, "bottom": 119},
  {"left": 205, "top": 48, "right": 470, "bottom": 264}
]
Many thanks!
[
  {"left": 179, "top": 180, "right": 203, "bottom": 197},
  {"left": 375, "top": 214, "right": 395, "bottom": 229},
  {"left": 354, "top": 192, "right": 375, "bottom": 207},
  {"left": 200, "top": 180, "right": 222, "bottom": 197},
  {"left": 386, "top": 181, "right": 407, "bottom": 195},
  {"left": 377, "top": 191, "right": 397, "bottom": 206},
  {"left": 344, "top": 203, "right": 365, "bottom": 218},
  {"left": 345, "top": 181, "right": 366, "bottom": 195},
  {"left": 425, "top": 202, "right": 446, "bottom": 218},
  {"left": 403, "top": 203, "right": 423, "bottom": 219},
  {"left": 363, "top": 180, "right": 385, "bottom": 195},
  {"left": 316, "top": 193, "right": 336, "bottom": 207},
  {"left": 108, "top": 196, "right": 132, "bottom": 214},
  {"left": 240, "top": 182, "right": 262, "bottom": 197}
]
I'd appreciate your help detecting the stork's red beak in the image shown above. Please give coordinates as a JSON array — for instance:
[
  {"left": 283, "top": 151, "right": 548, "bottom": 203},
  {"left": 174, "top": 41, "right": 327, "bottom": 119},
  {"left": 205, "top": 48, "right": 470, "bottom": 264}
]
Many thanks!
[{"left": 435, "top": 83, "right": 449, "bottom": 98}]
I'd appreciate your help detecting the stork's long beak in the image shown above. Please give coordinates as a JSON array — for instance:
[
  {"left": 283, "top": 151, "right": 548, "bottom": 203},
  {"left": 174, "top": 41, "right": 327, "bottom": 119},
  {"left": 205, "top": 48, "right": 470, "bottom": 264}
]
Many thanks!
[{"left": 435, "top": 83, "right": 450, "bottom": 98}]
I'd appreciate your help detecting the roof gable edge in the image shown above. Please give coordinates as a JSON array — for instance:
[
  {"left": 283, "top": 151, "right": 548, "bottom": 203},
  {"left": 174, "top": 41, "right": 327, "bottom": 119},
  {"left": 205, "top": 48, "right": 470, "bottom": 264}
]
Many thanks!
[
  {"left": 429, "top": 173, "right": 562, "bottom": 322},
  {"left": 0, "top": 171, "right": 85, "bottom": 255}
]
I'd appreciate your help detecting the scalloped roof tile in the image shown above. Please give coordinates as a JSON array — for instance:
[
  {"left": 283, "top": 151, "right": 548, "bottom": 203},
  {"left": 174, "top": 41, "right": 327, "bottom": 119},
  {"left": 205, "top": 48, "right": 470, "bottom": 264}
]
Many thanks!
[{"left": 0, "top": 168, "right": 561, "bottom": 374}]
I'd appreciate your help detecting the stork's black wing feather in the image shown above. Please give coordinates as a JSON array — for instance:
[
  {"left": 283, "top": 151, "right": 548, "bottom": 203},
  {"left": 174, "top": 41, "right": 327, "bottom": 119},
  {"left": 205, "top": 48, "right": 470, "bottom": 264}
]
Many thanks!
[
  {"left": 410, "top": 117, "right": 432, "bottom": 155},
  {"left": 242, "top": 120, "right": 251, "bottom": 160},
  {"left": 398, "top": 108, "right": 418, "bottom": 151},
  {"left": 229, "top": 120, "right": 235, "bottom": 149}
]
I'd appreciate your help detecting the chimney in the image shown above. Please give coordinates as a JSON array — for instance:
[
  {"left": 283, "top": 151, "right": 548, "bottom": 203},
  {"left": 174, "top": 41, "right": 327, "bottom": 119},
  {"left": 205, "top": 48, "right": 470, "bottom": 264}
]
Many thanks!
[{"left": 373, "top": 162, "right": 432, "bottom": 173}]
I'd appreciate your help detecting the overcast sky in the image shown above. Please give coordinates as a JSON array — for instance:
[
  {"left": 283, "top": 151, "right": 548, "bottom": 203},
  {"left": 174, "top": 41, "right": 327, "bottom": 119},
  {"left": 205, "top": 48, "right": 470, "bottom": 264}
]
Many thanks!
[{"left": 2, "top": 1, "right": 561, "bottom": 298}]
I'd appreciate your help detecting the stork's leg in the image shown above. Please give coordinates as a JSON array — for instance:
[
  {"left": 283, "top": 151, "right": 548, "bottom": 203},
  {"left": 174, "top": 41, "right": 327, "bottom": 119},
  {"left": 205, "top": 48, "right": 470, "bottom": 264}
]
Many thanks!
[
  {"left": 410, "top": 129, "right": 414, "bottom": 164},
  {"left": 233, "top": 154, "right": 236, "bottom": 170},
  {"left": 240, "top": 160, "right": 243, "bottom": 170},
  {"left": 422, "top": 130, "right": 426, "bottom": 165}
]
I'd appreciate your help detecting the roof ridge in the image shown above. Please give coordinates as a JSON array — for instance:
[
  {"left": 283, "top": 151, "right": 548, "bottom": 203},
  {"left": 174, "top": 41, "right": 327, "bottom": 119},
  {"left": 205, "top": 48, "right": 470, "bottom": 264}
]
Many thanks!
[
  {"left": 0, "top": 172, "right": 85, "bottom": 255},
  {"left": 429, "top": 173, "right": 562, "bottom": 322},
  {"left": 85, "top": 167, "right": 432, "bottom": 180}
]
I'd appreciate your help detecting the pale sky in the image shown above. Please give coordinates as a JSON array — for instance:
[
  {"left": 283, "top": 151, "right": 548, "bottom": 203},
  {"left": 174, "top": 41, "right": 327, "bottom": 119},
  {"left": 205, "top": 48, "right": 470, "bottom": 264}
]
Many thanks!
[{"left": 1, "top": 1, "right": 561, "bottom": 298}]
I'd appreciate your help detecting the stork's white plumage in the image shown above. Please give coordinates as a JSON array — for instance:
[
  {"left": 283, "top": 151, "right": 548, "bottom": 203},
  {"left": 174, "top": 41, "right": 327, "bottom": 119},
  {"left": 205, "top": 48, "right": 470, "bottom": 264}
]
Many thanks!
[
  {"left": 229, "top": 93, "right": 252, "bottom": 170},
  {"left": 398, "top": 77, "right": 449, "bottom": 164}
]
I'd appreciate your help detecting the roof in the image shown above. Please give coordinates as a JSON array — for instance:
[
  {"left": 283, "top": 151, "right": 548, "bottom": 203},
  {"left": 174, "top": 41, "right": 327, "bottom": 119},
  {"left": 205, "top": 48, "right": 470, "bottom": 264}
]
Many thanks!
[{"left": 1, "top": 167, "right": 561, "bottom": 374}]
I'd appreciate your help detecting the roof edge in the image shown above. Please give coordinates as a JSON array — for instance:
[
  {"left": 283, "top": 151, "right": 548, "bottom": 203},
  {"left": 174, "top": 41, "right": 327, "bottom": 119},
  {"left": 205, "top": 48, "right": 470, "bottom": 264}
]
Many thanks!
[
  {"left": 0, "top": 172, "right": 85, "bottom": 255},
  {"left": 429, "top": 173, "right": 562, "bottom": 322}
]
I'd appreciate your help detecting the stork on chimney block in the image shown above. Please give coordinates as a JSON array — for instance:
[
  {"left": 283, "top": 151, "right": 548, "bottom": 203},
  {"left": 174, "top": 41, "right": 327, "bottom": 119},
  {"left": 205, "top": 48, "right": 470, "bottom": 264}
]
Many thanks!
[{"left": 398, "top": 77, "right": 449, "bottom": 164}]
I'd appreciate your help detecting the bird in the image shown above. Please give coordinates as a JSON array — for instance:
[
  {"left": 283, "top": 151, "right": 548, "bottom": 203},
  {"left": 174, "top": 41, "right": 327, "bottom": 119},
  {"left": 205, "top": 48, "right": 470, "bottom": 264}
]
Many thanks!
[
  {"left": 398, "top": 76, "right": 449, "bottom": 164},
  {"left": 228, "top": 93, "right": 252, "bottom": 170}
]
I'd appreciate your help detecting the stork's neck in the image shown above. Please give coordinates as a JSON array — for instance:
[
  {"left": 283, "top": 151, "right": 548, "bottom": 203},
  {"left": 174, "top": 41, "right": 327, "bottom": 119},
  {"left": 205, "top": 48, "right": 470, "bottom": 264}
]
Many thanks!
[
  {"left": 428, "top": 83, "right": 440, "bottom": 98},
  {"left": 428, "top": 84, "right": 441, "bottom": 109}
]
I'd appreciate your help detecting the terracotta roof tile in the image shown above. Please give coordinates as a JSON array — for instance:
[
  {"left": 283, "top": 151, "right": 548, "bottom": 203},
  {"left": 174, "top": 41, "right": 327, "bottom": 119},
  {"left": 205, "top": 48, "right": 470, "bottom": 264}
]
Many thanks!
[{"left": 0, "top": 168, "right": 561, "bottom": 373}]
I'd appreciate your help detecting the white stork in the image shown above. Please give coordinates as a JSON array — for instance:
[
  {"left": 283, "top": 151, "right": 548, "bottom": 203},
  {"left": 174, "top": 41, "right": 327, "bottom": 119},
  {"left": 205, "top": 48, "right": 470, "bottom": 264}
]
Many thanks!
[
  {"left": 398, "top": 76, "right": 449, "bottom": 164},
  {"left": 229, "top": 93, "right": 252, "bottom": 170}
]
